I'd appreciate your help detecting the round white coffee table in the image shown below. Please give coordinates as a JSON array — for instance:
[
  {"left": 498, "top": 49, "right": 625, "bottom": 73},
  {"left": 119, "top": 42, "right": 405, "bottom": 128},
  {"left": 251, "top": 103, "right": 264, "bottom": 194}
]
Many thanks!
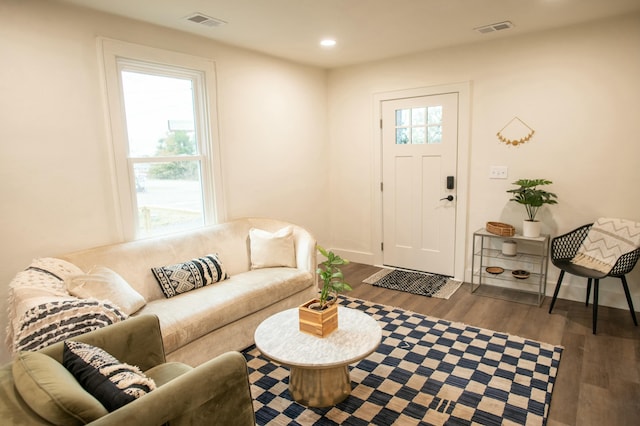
[{"left": 254, "top": 306, "right": 382, "bottom": 407}]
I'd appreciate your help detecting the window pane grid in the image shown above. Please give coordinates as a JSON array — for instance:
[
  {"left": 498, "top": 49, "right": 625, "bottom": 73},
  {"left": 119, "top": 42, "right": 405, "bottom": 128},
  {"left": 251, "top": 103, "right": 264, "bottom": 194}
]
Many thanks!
[
  {"left": 118, "top": 62, "right": 211, "bottom": 238},
  {"left": 395, "top": 106, "right": 443, "bottom": 145}
]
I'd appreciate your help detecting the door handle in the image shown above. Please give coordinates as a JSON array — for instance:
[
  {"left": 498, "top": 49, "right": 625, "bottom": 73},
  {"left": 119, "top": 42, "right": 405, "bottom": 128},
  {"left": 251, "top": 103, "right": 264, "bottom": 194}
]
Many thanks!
[{"left": 440, "top": 195, "right": 454, "bottom": 201}]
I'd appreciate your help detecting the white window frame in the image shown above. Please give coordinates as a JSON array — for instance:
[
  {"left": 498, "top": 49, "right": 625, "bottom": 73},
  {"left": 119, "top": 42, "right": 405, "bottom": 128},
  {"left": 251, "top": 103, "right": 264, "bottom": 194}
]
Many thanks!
[{"left": 99, "top": 38, "right": 225, "bottom": 240}]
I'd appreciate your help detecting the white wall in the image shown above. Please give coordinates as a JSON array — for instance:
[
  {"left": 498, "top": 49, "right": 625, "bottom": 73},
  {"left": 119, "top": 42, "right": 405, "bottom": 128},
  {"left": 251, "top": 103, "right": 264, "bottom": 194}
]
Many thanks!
[
  {"left": 0, "top": 0, "right": 328, "bottom": 363},
  {"left": 327, "top": 14, "right": 640, "bottom": 307},
  {"left": 1, "top": 0, "right": 638, "bottom": 364}
]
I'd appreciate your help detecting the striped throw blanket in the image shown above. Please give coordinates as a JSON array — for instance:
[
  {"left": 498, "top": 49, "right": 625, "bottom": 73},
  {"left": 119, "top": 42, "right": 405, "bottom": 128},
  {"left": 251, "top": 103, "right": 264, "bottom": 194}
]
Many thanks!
[{"left": 571, "top": 218, "right": 640, "bottom": 273}]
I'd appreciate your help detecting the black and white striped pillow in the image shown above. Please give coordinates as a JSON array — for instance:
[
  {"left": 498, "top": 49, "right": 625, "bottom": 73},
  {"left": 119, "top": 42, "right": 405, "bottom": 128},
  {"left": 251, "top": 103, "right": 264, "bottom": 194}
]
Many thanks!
[{"left": 151, "top": 253, "right": 229, "bottom": 298}]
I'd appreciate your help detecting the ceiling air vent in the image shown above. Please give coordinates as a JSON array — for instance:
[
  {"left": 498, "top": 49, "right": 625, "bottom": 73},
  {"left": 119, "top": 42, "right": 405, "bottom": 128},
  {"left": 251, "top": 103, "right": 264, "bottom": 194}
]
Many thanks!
[
  {"left": 474, "top": 21, "right": 514, "bottom": 34},
  {"left": 185, "top": 13, "right": 227, "bottom": 28}
]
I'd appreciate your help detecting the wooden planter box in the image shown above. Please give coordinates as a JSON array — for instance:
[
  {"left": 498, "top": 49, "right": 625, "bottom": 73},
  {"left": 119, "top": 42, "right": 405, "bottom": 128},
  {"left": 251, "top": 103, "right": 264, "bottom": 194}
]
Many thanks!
[{"left": 298, "top": 299, "right": 338, "bottom": 337}]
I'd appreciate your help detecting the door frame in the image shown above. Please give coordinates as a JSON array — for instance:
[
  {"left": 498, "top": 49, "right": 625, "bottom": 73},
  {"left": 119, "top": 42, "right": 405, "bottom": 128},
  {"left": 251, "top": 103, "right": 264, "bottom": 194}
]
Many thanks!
[{"left": 372, "top": 82, "right": 471, "bottom": 281}]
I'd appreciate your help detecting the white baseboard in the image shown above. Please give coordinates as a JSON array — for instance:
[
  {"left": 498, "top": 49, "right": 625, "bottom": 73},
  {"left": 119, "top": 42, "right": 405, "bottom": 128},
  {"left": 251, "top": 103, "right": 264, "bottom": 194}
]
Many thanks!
[
  {"left": 326, "top": 248, "right": 376, "bottom": 266},
  {"left": 463, "top": 267, "right": 636, "bottom": 311},
  {"left": 549, "top": 278, "right": 635, "bottom": 311},
  {"left": 330, "top": 248, "right": 636, "bottom": 312}
]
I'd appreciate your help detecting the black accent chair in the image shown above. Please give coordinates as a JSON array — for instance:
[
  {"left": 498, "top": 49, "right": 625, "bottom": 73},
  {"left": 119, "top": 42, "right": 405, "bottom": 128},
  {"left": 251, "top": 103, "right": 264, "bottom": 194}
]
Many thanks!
[{"left": 548, "top": 223, "right": 640, "bottom": 334}]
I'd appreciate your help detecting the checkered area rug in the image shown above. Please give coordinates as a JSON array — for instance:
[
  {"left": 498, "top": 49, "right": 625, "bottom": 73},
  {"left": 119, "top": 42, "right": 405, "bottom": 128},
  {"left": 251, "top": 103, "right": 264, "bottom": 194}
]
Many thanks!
[
  {"left": 243, "top": 296, "right": 563, "bottom": 426},
  {"left": 364, "top": 269, "right": 463, "bottom": 299}
]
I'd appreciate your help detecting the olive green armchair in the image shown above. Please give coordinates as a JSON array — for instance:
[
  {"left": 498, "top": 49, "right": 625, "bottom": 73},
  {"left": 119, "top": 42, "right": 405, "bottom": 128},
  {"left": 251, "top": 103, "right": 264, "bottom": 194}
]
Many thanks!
[{"left": 0, "top": 315, "right": 256, "bottom": 425}]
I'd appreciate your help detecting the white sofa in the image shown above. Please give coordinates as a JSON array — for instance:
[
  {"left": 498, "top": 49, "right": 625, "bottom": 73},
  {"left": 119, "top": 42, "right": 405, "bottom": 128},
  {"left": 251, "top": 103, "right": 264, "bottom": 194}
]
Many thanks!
[{"left": 6, "top": 218, "right": 318, "bottom": 366}]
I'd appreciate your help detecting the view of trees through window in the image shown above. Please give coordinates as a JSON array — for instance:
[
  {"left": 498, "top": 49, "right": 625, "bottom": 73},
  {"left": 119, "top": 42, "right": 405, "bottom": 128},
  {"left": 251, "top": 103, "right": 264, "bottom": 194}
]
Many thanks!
[
  {"left": 149, "top": 130, "right": 199, "bottom": 180},
  {"left": 121, "top": 69, "right": 207, "bottom": 238}
]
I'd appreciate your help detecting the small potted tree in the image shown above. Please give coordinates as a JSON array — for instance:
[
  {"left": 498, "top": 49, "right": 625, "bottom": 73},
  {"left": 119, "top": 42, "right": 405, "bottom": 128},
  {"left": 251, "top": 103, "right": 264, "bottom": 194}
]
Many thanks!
[
  {"left": 299, "top": 246, "right": 352, "bottom": 337},
  {"left": 507, "top": 179, "right": 558, "bottom": 237}
]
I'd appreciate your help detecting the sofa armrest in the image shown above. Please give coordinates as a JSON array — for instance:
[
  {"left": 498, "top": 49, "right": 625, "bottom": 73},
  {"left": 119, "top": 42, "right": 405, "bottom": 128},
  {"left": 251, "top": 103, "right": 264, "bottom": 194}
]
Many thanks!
[
  {"left": 89, "top": 351, "right": 256, "bottom": 426},
  {"left": 38, "top": 315, "right": 166, "bottom": 371}
]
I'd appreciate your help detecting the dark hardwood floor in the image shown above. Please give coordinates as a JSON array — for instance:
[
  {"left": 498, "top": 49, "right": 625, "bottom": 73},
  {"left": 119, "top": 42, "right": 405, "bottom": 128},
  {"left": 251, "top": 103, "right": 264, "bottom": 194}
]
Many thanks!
[{"left": 341, "top": 262, "right": 640, "bottom": 426}]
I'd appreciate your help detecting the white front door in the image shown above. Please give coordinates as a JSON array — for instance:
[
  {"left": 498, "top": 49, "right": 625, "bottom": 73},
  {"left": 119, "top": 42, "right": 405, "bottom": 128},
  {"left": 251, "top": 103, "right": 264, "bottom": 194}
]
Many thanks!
[{"left": 382, "top": 93, "right": 458, "bottom": 276}]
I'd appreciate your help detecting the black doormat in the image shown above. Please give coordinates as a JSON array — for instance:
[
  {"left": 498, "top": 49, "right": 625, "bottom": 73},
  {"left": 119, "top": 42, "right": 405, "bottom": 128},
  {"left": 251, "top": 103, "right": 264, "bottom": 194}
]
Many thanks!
[{"left": 364, "top": 268, "right": 462, "bottom": 299}]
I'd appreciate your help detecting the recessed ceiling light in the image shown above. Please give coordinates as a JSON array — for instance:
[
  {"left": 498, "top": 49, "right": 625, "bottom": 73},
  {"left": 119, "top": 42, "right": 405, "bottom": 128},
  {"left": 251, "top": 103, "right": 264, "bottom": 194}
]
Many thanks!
[{"left": 320, "top": 39, "right": 337, "bottom": 48}]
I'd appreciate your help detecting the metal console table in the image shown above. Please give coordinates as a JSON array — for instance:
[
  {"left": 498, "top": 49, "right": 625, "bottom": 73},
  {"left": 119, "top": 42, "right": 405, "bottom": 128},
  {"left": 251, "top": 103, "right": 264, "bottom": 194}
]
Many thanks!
[{"left": 471, "top": 228, "right": 549, "bottom": 306}]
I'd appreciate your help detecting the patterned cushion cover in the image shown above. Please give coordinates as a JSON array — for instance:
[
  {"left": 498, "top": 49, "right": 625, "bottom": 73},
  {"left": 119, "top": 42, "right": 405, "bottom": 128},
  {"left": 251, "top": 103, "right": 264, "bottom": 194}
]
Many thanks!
[
  {"left": 14, "top": 299, "right": 127, "bottom": 352},
  {"left": 151, "top": 254, "right": 229, "bottom": 298},
  {"left": 63, "top": 341, "right": 156, "bottom": 412}
]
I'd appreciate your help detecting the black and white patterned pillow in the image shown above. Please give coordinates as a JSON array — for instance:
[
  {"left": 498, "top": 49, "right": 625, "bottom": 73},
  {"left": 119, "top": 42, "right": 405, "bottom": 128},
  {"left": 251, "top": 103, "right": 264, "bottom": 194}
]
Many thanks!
[
  {"left": 151, "top": 254, "right": 229, "bottom": 298},
  {"left": 63, "top": 341, "right": 156, "bottom": 412},
  {"left": 14, "top": 299, "right": 127, "bottom": 353}
]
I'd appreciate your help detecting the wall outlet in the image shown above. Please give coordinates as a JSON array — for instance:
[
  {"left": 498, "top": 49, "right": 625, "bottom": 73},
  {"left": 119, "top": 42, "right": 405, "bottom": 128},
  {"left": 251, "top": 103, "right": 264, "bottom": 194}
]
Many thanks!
[{"left": 489, "top": 165, "right": 508, "bottom": 179}]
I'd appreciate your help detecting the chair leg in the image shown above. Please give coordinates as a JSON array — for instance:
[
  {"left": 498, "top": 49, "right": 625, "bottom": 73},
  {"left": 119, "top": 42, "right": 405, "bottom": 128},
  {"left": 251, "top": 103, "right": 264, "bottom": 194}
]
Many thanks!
[
  {"left": 549, "top": 270, "right": 565, "bottom": 314},
  {"left": 620, "top": 276, "right": 638, "bottom": 326},
  {"left": 592, "top": 279, "right": 599, "bottom": 334},
  {"left": 585, "top": 278, "right": 592, "bottom": 307}
]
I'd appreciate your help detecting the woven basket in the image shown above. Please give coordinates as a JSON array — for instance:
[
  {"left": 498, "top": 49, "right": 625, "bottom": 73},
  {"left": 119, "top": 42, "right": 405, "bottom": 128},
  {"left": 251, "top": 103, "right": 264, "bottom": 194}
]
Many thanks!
[{"left": 486, "top": 221, "right": 515, "bottom": 237}]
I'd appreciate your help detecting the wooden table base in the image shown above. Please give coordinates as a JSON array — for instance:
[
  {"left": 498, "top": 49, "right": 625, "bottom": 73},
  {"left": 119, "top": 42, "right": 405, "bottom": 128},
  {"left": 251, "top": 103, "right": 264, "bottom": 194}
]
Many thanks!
[{"left": 289, "top": 365, "right": 351, "bottom": 407}]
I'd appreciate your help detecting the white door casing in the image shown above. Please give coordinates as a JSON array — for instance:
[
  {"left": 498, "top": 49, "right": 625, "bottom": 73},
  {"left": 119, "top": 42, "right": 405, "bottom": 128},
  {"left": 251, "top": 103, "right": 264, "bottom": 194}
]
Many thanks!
[{"left": 372, "top": 83, "right": 470, "bottom": 282}]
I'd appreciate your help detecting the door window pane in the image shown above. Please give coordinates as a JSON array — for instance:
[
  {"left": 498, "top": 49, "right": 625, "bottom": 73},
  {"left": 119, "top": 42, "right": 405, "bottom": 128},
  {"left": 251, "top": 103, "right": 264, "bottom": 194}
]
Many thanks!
[
  {"left": 427, "top": 125, "right": 442, "bottom": 143},
  {"left": 411, "top": 107, "right": 426, "bottom": 126},
  {"left": 427, "top": 106, "right": 442, "bottom": 124},
  {"left": 396, "top": 128, "right": 409, "bottom": 144},
  {"left": 395, "top": 105, "right": 443, "bottom": 145},
  {"left": 412, "top": 127, "right": 426, "bottom": 144},
  {"left": 395, "top": 109, "right": 410, "bottom": 127}
]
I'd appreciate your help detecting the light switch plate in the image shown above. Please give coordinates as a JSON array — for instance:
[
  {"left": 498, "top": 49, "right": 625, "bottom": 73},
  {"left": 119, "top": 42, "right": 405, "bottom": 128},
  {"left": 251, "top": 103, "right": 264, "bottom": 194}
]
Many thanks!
[{"left": 489, "top": 166, "right": 508, "bottom": 179}]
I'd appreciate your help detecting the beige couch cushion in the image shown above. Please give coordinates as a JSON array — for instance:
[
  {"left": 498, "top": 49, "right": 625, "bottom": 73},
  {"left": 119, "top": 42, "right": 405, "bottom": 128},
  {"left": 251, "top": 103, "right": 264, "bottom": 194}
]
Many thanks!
[{"left": 138, "top": 268, "right": 313, "bottom": 353}]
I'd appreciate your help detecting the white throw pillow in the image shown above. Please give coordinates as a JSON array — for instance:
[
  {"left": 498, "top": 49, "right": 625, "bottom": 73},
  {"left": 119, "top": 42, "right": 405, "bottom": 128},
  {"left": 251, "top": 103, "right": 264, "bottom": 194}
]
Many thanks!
[
  {"left": 66, "top": 266, "right": 146, "bottom": 315},
  {"left": 249, "top": 227, "right": 297, "bottom": 269}
]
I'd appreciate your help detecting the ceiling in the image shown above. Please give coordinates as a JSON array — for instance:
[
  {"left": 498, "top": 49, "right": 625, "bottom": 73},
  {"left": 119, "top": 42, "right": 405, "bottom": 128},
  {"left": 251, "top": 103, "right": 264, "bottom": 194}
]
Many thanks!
[{"left": 57, "top": 0, "right": 640, "bottom": 68}]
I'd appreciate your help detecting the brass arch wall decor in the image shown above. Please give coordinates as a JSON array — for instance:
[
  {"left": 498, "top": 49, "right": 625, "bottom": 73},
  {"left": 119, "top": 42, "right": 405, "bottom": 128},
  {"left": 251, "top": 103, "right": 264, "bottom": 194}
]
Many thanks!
[{"left": 496, "top": 116, "right": 535, "bottom": 146}]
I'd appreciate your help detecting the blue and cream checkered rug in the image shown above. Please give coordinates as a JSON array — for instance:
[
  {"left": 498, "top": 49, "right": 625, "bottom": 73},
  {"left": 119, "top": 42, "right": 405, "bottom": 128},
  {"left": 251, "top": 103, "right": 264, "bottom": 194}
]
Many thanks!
[{"left": 243, "top": 296, "right": 563, "bottom": 425}]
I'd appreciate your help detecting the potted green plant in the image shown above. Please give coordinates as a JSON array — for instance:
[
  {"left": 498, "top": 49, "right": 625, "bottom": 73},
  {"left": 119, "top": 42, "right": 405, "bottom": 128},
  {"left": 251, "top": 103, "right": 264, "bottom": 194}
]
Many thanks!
[
  {"left": 315, "top": 245, "right": 352, "bottom": 309},
  {"left": 299, "top": 246, "right": 352, "bottom": 337},
  {"left": 507, "top": 179, "right": 558, "bottom": 237}
]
